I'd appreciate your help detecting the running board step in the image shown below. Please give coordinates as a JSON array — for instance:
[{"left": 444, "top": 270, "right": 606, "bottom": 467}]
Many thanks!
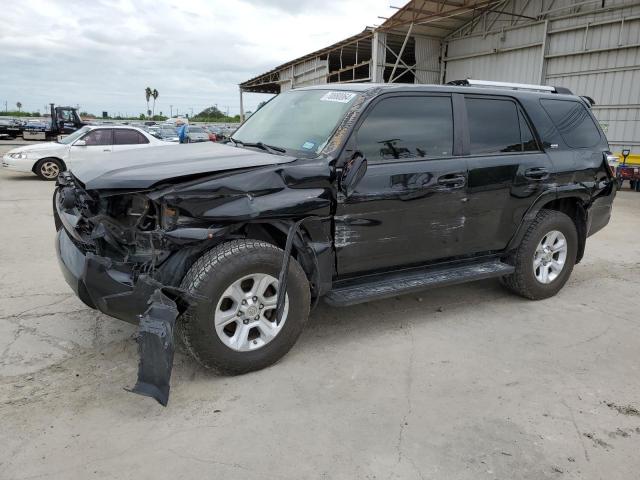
[{"left": 324, "top": 259, "right": 514, "bottom": 307}]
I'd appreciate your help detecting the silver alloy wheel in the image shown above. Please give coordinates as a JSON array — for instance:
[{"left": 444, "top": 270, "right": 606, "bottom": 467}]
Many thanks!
[
  {"left": 214, "top": 273, "right": 289, "bottom": 352},
  {"left": 40, "top": 161, "right": 60, "bottom": 179},
  {"left": 533, "top": 230, "right": 567, "bottom": 284}
]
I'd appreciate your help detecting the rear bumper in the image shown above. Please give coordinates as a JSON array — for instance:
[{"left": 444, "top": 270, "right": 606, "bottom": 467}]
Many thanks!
[
  {"left": 587, "top": 181, "right": 616, "bottom": 237},
  {"left": 56, "top": 228, "right": 159, "bottom": 324}
]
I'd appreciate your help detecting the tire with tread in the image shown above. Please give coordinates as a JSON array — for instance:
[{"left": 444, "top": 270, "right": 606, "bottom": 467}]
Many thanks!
[
  {"left": 178, "top": 239, "right": 310, "bottom": 374},
  {"left": 501, "top": 209, "right": 578, "bottom": 300},
  {"left": 35, "top": 157, "right": 63, "bottom": 181}
]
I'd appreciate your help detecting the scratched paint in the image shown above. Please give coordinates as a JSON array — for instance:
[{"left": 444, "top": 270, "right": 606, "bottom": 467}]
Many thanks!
[{"left": 430, "top": 216, "right": 466, "bottom": 232}]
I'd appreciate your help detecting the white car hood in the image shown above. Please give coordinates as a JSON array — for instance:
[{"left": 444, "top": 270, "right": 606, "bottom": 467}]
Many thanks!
[{"left": 8, "top": 142, "right": 67, "bottom": 155}]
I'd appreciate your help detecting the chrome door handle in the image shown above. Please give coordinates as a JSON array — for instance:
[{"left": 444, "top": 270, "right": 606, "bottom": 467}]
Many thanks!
[
  {"left": 437, "top": 173, "right": 466, "bottom": 188},
  {"left": 524, "top": 167, "right": 549, "bottom": 180}
]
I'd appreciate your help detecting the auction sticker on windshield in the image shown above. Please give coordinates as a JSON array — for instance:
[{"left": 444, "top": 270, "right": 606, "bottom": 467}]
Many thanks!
[{"left": 320, "top": 91, "right": 357, "bottom": 103}]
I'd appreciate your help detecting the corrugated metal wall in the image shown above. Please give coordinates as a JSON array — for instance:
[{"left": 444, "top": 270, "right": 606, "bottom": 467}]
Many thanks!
[
  {"left": 442, "top": 0, "right": 640, "bottom": 151},
  {"left": 293, "top": 58, "right": 329, "bottom": 88},
  {"left": 414, "top": 35, "right": 441, "bottom": 83}
]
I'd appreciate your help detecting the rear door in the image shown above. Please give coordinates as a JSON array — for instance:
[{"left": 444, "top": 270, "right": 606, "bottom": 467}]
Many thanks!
[
  {"left": 112, "top": 129, "right": 151, "bottom": 152},
  {"left": 462, "top": 95, "right": 553, "bottom": 253},
  {"left": 335, "top": 93, "right": 470, "bottom": 276}
]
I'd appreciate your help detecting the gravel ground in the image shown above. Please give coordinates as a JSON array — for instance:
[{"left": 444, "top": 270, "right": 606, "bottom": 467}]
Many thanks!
[{"left": 1, "top": 147, "right": 639, "bottom": 480}]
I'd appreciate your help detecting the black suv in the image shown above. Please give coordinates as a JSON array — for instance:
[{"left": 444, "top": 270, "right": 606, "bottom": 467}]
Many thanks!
[{"left": 54, "top": 81, "right": 615, "bottom": 404}]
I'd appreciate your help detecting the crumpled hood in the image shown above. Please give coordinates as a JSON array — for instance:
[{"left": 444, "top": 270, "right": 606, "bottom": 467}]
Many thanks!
[{"left": 71, "top": 141, "right": 296, "bottom": 190}]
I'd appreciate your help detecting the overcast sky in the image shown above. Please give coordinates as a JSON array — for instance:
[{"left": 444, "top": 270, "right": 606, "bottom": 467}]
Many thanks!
[{"left": 0, "top": 0, "right": 394, "bottom": 117}]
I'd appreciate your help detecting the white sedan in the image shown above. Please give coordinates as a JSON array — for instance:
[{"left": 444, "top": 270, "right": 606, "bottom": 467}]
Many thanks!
[{"left": 2, "top": 125, "right": 171, "bottom": 180}]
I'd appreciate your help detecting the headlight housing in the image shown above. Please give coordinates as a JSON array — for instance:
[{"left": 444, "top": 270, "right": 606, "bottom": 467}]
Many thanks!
[{"left": 9, "top": 152, "right": 27, "bottom": 159}]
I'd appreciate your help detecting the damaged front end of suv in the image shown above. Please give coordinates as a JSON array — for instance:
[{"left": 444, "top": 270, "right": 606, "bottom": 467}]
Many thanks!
[{"left": 53, "top": 141, "right": 337, "bottom": 405}]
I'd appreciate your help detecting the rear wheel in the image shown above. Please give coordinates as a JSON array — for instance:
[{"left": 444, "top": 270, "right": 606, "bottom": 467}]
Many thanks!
[
  {"left": 501, "top": 209, "right": 578, "bottom": 300},
  {"left": 179, "top": 239, "right": 310, "bottom": 374},
  {"left": 35, "top": 158, "right": 62, "bottom": 180}
]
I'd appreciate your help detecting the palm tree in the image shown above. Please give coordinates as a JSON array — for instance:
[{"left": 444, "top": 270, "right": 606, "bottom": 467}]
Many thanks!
[
  {"left": 145, "top": 87, "right": 152, "bottom": 118},
  {"left": 16, "top": 102, "right": 22, "bottom": 112},
  {"left": 151, "top": 89, "right": 159, "bottom": 117}
]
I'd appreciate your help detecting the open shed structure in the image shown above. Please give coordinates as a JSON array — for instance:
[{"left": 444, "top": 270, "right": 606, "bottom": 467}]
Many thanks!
[{"left": 239, "top": 0, "right": 640, "bottom": 151}]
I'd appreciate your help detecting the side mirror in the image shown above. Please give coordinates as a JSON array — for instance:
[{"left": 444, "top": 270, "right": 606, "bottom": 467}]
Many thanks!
[
  {"left": 340, "top": 152, "right": 367, "bottom": 197},
  {"left": 74, "top": 139, "right": 86, "bottom": 147},
  {"left": 622, "top": 149, "right": 631, "bottom": 160}
]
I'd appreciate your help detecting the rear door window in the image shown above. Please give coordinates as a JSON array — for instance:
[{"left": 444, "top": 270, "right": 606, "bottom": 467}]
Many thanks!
[
  {"left": 356, "top": 95, "right": 454, "bottom": 161},
  {"left": 540, "top": 99, "right": 601, "bottom": 148},
  {"left": 114, "top": 129, "right": 149, "bottom": 145},
  {"left": 466, "top": 97, "right": 529, "bottom": 154}
]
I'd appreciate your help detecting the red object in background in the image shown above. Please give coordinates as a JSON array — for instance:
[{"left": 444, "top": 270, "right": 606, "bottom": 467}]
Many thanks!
[
  {"left": 207, "top": 131, "right": 218, "bottom": 142},
  {"left": 618, "top": 165, "right": 640, "bottom": 181}
]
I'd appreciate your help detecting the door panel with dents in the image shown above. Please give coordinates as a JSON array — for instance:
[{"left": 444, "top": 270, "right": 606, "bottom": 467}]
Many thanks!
[
  {"left": 334, "top": 93, "right": 469, "bottom": 277},
  {"left": 464, "top": 152, "right": 552, "bottom": 252},
  {"left": 335, "top": 157, "right": 469, "bottom": 275}
]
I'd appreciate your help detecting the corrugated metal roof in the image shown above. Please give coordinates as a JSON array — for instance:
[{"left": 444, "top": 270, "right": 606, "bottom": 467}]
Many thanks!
[
  {"left": 240, "top": 1, "right": 505, "bottom": 91},
  {"left": 378, "top": 0, "right": 505, "bottom": 37}
]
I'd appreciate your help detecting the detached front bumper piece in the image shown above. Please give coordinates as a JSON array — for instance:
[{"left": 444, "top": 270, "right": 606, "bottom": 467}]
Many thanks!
[
  {"left": 129, "top": 290, "right": 179, "bottom": 406},
  {"left": 56, "top": 228, "right": 161, "bottom": 324},
  {"left": 56, "top": 228, "right": 182, "bottom": 405}
]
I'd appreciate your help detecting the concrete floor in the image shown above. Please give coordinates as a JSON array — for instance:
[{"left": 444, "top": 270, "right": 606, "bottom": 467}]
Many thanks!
[{"left": 1, "top": 146, "right": 639, "bottom": 480}]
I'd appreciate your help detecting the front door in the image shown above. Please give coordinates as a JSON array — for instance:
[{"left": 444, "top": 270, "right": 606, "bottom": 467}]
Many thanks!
[
  {"left": 69, "top": 128, "right": 113, "bottom": 165},
  {"left": 335, "top": 94, "right": 469, "bottom": 277}
]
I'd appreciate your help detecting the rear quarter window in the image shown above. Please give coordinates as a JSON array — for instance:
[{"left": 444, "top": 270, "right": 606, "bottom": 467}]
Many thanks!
[{"left": 540, "top": 99, "right": 601, "bottom": 148}]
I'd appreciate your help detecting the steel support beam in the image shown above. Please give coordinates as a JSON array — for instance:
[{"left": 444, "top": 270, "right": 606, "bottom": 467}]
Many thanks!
[
  {"left": 371, "top": 30, "right": 386, "bottom": 82},
  {"left": 539, "top": 19, "right": 550, "bottom": 84},
  {"left": 389, "top": 23, "right": 414, "bottom": 83}
]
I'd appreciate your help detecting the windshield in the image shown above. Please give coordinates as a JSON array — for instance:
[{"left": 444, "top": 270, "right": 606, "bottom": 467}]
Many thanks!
[
  {"left": 58, "top": 126, "right": 91, "bottom": 144},
  {"left": 232, "top": 89, "right": 360, "bottom": 156},
  {"left": 190, "top": 127, "right": 204, "bottom": 133}
]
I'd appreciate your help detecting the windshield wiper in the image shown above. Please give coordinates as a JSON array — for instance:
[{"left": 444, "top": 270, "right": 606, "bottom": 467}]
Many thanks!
[{"left": 231, "top": 139, "right": 286, "bottom": 154}]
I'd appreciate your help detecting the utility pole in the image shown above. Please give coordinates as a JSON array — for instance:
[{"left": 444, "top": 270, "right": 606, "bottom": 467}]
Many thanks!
[
  {"left": 189, "top": 107, "right": 194, "bottom": 118},
  {"left": 170, "top": 105, "right": 173, "bottom": 117}
]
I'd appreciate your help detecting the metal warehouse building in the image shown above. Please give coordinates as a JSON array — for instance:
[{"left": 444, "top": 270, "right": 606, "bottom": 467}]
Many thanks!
[{"left": 239, "top": 0, "right": 640, "bottom": 151}]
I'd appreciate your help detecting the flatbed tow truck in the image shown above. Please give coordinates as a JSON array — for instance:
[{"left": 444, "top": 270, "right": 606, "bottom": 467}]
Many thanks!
[{"left": 21, "top": 104, "right": 85, "bottom": 141}]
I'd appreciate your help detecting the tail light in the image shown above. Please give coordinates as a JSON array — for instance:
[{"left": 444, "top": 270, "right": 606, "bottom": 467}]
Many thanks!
[{"left": 604, "top": 152, "right": 618, "bottom": 177}]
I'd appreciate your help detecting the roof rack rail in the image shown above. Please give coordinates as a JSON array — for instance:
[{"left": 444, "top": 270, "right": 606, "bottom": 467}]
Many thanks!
[{"left": 447, "top": 79, "right": 573, "bottom": 95}]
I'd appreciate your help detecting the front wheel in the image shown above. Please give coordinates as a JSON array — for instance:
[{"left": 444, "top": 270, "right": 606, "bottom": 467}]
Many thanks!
[
  {"left": 179, "top": 239, "right": 310, "bottom": 374},
  {"left": 501, "top": 209, "right": 578, "bottom": 300},
  {"left": 35, "top": 158, "right": 62, "bottom": 180}
]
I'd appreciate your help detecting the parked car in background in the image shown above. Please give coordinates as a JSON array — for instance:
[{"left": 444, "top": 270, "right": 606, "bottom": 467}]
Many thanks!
[
  {"left": 23, "top": 119, "right": 48, "bottom": 133},
  {"left": 2, "top": 125, "right": 168, "bottom": 180},
  {"left": 153, "top": 126, "right": 180, "bottom": 143},
  {"left": 205, "top": 125, "right": 223, "bottom": 141},
  {"left": 0, "top": 118, "right": 23, "bottom": 139},
  {"left": 201, "top": 126, "right": 215, "bottom": 141},
  {"left": 186, "top": 126, "right": 209, "bottom": 143}
]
